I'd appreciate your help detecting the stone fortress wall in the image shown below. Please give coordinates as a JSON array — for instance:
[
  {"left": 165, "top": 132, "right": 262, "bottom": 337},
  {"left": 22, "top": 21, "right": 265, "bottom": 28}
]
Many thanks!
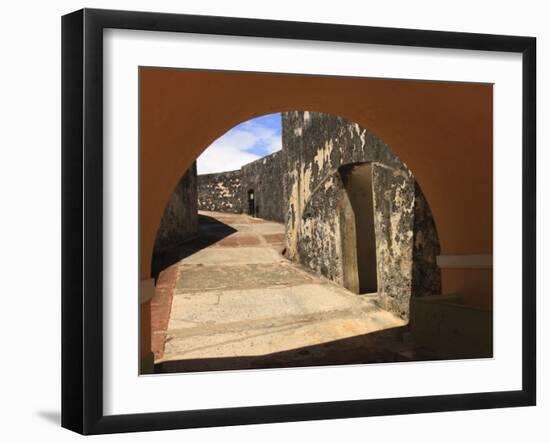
[
  {"left": 197, "top": 169, "right": 243, "bottom": 214},
  {"left": 153, "top": 162, "right": 199, "bottom": 254},
  {"left": 197, "top": 151, "right": 285, "bottom": 223},
  {"left": 282, "top": 112, "right": 440, "bottom": 319}
]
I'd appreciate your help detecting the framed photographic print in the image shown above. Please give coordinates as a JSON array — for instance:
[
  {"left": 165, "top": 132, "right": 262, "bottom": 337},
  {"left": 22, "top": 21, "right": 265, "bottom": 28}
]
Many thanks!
[{"left": 61, "top": 8, "right": 536, "bottom": 435}]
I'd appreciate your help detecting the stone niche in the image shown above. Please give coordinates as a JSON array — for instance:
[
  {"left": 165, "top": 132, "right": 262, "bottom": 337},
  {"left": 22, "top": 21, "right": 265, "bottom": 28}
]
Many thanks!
[{"left": 282, "top": 111, "right": 440, "bottom": 320}]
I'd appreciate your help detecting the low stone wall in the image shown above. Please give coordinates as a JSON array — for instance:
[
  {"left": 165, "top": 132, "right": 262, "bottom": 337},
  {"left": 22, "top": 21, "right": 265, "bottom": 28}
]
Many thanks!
[
  {"left": 153, "top": 162, "right": 198, "bottom": 253},
  {"left": 197, "top": 170, "right": 242, "bottom": 214}
]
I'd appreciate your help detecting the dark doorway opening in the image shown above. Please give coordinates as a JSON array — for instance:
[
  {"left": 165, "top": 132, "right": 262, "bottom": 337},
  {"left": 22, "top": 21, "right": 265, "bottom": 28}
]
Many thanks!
[
  {"left": 248, "top": 189, "right": 256, "bottom": 217},
  {"left": 342, "top": 163, "right": 378, "bottom": 294}
]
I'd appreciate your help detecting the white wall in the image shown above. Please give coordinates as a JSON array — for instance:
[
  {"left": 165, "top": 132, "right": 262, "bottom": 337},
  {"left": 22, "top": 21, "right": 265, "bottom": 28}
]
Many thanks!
[{"left": 0, "top": 0, "right": 546, "bottom": 441}]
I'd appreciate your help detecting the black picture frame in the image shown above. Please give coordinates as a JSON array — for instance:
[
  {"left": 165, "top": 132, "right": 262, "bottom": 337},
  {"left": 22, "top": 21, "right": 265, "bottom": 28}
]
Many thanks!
[{"left": 61, "top": 8, "right": 536, "bottom": 435}]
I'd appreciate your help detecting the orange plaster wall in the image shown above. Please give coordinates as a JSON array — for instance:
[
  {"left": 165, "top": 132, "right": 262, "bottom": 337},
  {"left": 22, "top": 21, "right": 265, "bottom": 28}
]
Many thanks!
[{"left": 140, "top": 68, "right": 493, "bottom": 306}]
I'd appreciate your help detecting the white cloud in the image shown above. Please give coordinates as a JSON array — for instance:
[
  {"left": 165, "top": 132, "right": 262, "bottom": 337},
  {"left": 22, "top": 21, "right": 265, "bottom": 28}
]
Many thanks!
[
  {"left": 241, "top": 121, "right": 282, "bottom": 154},
  {"left": 196, "top": 121, "right": 282, "bottom": 174},
  {"left": 196, "top": 130, "right": 260, "bottom": 174}
]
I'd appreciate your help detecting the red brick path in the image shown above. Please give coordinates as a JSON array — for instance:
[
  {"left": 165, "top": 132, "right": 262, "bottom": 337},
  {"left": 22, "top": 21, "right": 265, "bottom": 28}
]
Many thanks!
[{"left": 150, "top": 264, "right": 178, "bottom": 361}]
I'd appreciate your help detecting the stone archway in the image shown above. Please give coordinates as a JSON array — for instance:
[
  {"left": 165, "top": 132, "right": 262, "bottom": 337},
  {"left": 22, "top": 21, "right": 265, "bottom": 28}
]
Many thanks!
[{"left": 139, "top": 68, "right": 493, "bottom": 371}]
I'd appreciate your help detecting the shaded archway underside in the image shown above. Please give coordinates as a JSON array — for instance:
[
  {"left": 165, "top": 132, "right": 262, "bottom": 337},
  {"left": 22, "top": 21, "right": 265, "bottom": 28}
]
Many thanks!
[{"left": 140, "top": 68, "right": 493, "bottom": 304}]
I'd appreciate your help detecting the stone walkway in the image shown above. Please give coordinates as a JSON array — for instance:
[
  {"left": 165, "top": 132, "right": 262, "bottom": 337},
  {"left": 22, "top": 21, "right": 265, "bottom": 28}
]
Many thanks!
[{"left": 154, "top": 211, "right": 409, "bottom": 373}]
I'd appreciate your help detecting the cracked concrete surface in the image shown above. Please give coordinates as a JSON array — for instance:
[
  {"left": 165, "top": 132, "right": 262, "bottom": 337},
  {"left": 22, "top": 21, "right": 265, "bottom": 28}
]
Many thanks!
[{"left": 155, "top": 211, "right": 407, "bottom": 371}]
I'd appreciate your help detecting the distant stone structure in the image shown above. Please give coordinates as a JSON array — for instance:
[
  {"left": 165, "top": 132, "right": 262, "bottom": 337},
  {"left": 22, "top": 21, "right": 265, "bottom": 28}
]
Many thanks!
[
  {"left": 161, "top": 112, "right": 440, "bottom": 320},
  {"left": 196, "top": 169, "right": 242, "bottom": 214},
  {"left": 198, "top": 151, "right": 285, "bottom": 223}
]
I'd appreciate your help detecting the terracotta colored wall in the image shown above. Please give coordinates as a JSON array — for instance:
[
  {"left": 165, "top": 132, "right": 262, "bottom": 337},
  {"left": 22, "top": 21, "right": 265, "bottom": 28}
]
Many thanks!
[{"left": 140, "top": 68, "right": 492, "bottom": 306}]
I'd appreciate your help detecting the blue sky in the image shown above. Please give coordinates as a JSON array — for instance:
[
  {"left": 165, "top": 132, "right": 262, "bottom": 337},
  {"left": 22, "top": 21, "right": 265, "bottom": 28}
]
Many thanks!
[{"left": 196, "top": 113, "right": 282, "bottom": 174}]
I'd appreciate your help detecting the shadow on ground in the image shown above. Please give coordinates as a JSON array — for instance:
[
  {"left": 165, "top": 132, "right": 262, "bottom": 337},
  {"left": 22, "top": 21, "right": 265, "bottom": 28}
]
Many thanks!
[
  {"left": 154, "top": 325, "right": 490, "bottom": 374},
  {"left": 152, "top": 214, "right": 237, "bottom": 280}
]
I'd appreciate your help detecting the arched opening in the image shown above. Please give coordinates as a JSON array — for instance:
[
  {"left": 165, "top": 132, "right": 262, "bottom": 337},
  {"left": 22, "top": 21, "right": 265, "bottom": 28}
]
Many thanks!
[{"left": 146, "top": 110, "right": 478, "bottom": 376}]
